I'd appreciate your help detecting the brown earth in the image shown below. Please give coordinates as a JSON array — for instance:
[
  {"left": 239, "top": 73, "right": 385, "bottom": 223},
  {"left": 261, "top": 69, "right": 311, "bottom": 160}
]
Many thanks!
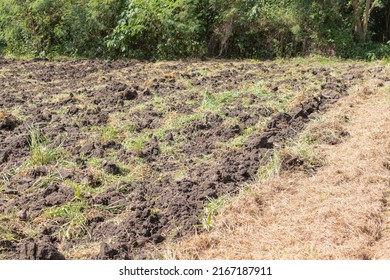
[
  {"left": 0, "top": 57, "right": 388, "bottom": 259},
  {"left": 170, "top": 81, "right": 390, "bottom": 260}
]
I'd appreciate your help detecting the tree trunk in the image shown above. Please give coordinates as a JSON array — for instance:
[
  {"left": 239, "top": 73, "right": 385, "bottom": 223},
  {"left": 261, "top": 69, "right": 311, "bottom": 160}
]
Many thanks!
[
  {"left": 352, "top": 0, "right": 364, "bottom": 41},
  {"left": 352, "top": 0, "right": 377, "bottom": 42},
  {"left": 362, "top": 0, "right": 371, "bottom": 41}
]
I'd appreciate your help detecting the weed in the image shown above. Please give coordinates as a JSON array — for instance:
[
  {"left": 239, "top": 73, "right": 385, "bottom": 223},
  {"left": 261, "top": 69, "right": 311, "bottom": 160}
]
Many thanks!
[
  {"left": 201, "top": 90, "right": 215, "bottom": 110},
  {"left": 59, "top": 214, "right": 88, "bottom": 240},
  {"left": 199, "top": 195, "right": 230, "bottom": 231},
  {"left": 173, "top": 169, "right": 186, "bottom": 181},
  {"left": 0, "top": 221, "right": 15, "bottom": 241},
  {"left": 31, "top": 174, "right": 61, "bottom": 189},
  {"left": 70, "top": 183, "right": 83, "bottom": 200},
  {"left": 0, "top": 214, "right": 22, "bottom": 243},
  {"left": 151, "top": 96, "right": 168, "bottom": 113},
  {"left": 252, "top": 88, "right": 271, "bottom": 102},
  {"left": 150, "top": 208, "right": 161, "bottom": 215},
  {"left": 185, "top": 99, "right": 198, "bottom": 107},
  {"left": 86, "top": 157, "right": 102, "bottom": 169},
  {"left": 245, "top": 81, "right": 294, "bottom": 112},
  {"left": 27, "top": 128, "right": 63, "bottom": 166},
  {"left": 121, "top": 161, "right": 148, "bottom": 183},
  {"left": 25, "top": 229, "right": 38, "bottom": 238},
  {"left": 0, "top": 232, "right": 14, "bottom": 242},
  {"left": 175, "top": 113, "right": 203, "bottom": 126},
  {"left": 257, "top": 150, "right": 282, "bottom": 181},
  {"left": 267, "top": 92, "right": 295, "bottom": 112},
  {"left": 178, "top": 76, "right": 195, "bottom": 91},
  {"left": 217, "top": 126, "right": 254, "bottom": 149},
  {"left": 95, "top": 203, "right": 126, "bottom": 214},
  {"left": 100, "top": 126, "right": 119, "bottom": 143},
  {"left": 45, "top": 201, "right": 88, "bottom": 240},
  {"left": 301, "top": 132, "right": 316, "bottom": 145},
  {"left": 8, "top": 107, "right": 25, "bottom": 122},
  {"left": 123, "top": 133, "right": 150, "bottom": 154},
  {"left": 283, "top": 134, "right": 325, "bottom": 174},
  {"left": 200, "top": 89, "right": 239, "bottom": 113},
  {"left": 85, "top": 157, "right": 147, "bottom": 190},
  {"left": 45, "top": 201, "right": 85, "bottom": 218}
]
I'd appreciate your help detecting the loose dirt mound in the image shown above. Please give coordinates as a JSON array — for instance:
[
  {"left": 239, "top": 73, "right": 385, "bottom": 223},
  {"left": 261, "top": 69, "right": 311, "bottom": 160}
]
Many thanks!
[
  {"left": 171, "top": 83, "right": 390, "bottom": 260},
  {"left": 0, "top": 59, "right": 388, "bottom": 259}
]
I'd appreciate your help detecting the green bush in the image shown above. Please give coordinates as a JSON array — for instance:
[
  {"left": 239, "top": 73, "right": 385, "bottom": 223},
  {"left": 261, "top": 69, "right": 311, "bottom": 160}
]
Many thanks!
[
  {"left": 0, "top": 0, "right": 124, "bottom": 57},
  {"left": 106, "top": 0, "right": 207, "bottom": 59},
  {"left": 0, "top": 0, "right": 389, "bottom": 60},
  {"left": 57, "top": 0, "right": 125, "bottom": 57}
]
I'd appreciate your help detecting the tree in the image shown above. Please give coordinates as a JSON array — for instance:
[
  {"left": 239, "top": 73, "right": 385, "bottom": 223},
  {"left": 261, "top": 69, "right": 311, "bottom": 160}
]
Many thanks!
[{"left": 351, "top": 0, "right": 383, "bottom": 41}]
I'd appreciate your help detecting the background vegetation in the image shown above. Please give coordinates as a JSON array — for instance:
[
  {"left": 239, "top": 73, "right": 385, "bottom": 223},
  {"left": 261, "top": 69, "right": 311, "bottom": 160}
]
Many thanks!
[{"left": 0, "top": 0, "right": 390, "bottom": 60}]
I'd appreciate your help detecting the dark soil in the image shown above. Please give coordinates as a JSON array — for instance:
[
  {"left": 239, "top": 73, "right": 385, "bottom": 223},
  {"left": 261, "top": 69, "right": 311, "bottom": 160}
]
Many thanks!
[{"left": 0, "top": 58, "right": 385, "bottom": 259}]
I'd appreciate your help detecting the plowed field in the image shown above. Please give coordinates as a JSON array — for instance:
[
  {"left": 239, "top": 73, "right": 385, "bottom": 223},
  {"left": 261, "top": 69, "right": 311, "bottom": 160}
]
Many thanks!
[{"left": 0, "top": 58, "right": 387, "bottom": 259}]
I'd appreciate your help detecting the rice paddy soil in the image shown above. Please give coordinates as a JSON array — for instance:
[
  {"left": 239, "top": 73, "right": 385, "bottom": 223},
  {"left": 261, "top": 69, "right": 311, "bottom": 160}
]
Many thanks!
[{"left": 0, "top": 57, "right": 388, "bottom": 259}]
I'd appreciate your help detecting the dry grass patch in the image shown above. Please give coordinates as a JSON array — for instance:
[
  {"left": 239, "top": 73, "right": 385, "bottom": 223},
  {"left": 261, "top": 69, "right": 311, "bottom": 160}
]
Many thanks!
[{"left": 168, "top": 82, "right": 390, "bottom": 260}]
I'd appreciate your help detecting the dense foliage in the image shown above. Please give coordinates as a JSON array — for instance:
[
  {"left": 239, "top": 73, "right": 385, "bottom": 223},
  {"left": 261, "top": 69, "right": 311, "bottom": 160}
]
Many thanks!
[{"left": 0, "top": 0, "right": 389, "bottom": 59}]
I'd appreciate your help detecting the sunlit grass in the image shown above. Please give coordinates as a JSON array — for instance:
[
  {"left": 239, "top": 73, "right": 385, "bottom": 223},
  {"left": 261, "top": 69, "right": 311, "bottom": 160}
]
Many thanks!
[{"left": 27, "top": 127, "right": 64, "bottom": 166}]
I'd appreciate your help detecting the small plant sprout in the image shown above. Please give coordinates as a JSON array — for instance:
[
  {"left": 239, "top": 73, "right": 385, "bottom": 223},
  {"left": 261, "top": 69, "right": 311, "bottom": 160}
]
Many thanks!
[{"left": 199, "top": 194, "right": 230, "bottom": 231}]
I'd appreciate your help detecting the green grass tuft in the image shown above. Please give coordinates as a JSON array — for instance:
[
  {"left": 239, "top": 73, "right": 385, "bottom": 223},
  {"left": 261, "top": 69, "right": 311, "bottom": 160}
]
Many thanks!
[
  {"left": 100, "top": 126, "right": 119, "bottom": 143},
  {"left": 45, "top": 201, "right": 88, "bottom": 240},
  {"left": 27, "top": 128, "right": 63, "bottom": 166}
]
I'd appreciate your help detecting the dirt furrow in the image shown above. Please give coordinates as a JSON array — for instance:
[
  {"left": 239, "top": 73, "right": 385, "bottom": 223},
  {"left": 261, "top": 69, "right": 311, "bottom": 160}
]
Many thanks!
[{"left": 171, "top": 83, "right": 390, "bottom": 260}]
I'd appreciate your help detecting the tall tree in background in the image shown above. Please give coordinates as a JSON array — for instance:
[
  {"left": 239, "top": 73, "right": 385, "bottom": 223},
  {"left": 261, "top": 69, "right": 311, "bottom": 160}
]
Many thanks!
[{"left": 351, "top": 0, "right": 382, "bottom": 41}]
